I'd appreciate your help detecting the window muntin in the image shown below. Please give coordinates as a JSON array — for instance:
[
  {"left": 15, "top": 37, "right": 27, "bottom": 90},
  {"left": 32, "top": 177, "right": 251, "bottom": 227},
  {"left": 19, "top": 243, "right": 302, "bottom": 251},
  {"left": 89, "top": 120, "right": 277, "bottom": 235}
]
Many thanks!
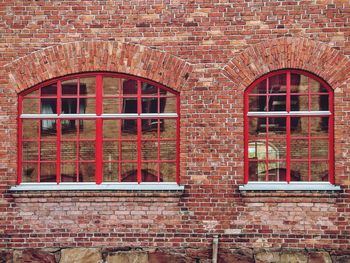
[
  {"left": 18, "top": 73, "right": 180, "bottom": 185},
  {"left": 244, "top": 70, "right": 333, "bottom": 184}
]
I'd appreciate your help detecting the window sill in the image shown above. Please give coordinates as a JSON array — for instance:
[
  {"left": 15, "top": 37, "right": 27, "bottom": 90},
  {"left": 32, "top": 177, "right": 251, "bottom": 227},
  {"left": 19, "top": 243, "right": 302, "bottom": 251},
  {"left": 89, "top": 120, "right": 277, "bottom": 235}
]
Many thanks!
[
  {"left": 9, "top": 182, "right": 184, "bottom": 192},
  {"left": 239, "top": 182, "right": 341, "bottom": 191}
]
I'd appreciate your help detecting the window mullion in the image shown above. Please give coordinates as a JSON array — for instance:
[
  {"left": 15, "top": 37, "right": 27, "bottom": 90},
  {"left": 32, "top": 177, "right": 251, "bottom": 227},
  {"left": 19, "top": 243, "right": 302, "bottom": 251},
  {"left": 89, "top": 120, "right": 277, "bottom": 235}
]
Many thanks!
[
  {"left": 137, "top": 80, "right": 142, "bottom": 184},
  {"left": 95, "top": 75, "right": 103, "bottom": 184},
  {"left": 286, "top": 72, "right": 291, "bottom": 183},
  {"left": 56, "top": 80, "right": 61, "bottom": 184},
  {"left": 17, "top": 95, "right": 23, "bottom": 184}
]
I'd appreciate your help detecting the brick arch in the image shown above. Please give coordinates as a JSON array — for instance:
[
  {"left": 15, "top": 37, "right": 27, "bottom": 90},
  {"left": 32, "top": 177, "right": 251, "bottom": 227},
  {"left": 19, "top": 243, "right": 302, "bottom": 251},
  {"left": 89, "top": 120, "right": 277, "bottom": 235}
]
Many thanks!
[
  {"left": 223, "top": 37, "right": 350, "bottom": 89},
  {"left": 5, "top": 41, "right": 192, "bottom": 93}
]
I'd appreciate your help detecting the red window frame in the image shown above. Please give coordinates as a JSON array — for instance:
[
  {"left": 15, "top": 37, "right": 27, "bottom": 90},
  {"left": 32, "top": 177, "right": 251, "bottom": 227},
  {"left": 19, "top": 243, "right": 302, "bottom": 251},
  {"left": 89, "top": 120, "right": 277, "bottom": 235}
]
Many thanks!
[
  {"left": 18, "top": 72, "right": 180, "bottom": 185},
  {"left": 244, "top": 69, "right": 334, "bottom": 184}
]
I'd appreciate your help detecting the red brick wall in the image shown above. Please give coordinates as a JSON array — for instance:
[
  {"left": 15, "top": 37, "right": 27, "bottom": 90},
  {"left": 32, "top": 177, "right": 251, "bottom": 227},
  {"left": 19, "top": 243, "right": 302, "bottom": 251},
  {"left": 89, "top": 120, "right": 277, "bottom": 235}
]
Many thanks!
[{"left": 1, "top": 0, "right": 350, "bottom": 258}]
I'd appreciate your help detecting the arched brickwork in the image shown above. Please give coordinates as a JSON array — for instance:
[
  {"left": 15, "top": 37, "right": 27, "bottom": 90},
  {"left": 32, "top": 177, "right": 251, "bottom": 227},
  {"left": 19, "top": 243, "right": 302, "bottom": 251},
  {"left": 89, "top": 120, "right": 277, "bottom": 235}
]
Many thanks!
[
  {"left": 223, "top": 37, "right": 350, "bottom": 89},
  {"left": 5, "top": 41, "right": 192, "bottom": 93}
]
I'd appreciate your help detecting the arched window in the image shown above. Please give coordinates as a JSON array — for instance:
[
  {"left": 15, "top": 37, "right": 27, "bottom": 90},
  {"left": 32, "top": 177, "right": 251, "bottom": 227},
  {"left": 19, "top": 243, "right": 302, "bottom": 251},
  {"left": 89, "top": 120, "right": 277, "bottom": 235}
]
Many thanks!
[
  {"left": 244, "top": 70, "right": 334, "bottom": 184},
  {"left": 18, "top": 73, "right": 180, "bottom": 185}
]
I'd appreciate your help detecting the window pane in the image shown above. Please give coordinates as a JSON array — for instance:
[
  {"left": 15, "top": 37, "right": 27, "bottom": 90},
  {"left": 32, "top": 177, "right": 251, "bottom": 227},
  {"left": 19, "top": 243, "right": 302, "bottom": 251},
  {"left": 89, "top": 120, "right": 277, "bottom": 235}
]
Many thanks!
[
  {"left": 79, "top": 120, "right": 95, "bottom": 139},
  {"left": 141, "top": 82, "right": 157, "bottom": 95},
  {"left": 250, "top": 79, "right": 266, "bottom": 94},
  {"left": 290, "top": 161, "right": 307, "bottom": 181},
  {"left": 121, "top": 163, "right": 137, "bottom": 182},
  {"left": 23, "top": 98, "right": 39, "bottom": 114},
  {"left": 61, "top": 163, "right": 77, "bottom": 182},
  {"left": 61, "top": 142, "right": 76, "bottom": 161},
  {"left": 290, "top": 95, "right": 307, "bottom": 111},
  {"left": 142, "top": 97, "right": 158, "bottom": 114},
  {"left": 103, "top": 162, "right": 119, "bottom": 182},
  {"left": 23, "top": 120, "right": 39, "bottom": 140},
  {"left": 310, "top": 95, "right": 329, "bottom": 111},
  {"left": 79, "top": 141, "right": 95, "bottom": 161},
  {"left": 268, "top": 140, "right": 286, "bottom": 161},
  {"left": 123, "top": 79, "right": 138, "bottom": 95},
  {"left": 160, "top": 141, "right": 176, "bottom": 160},
  {"left": 311, "top": 162, "right": 328, "bottom": 181},
  {"left": 79, "top": 162, "right": 95, "bottom": 182},
  {"left": 103, "top": 120, "right": 120, "bottom": 139},
  {"left": 309, "top": 78, "right": 326, "bottom": 93},
  {"left": 160, "top": 162, "right": 176, "bottom": 182},
  {"left": 266, "top": 161, "right": 287, "bottom": 181},
  {"left": 268, "top": 117, "right": 286, "bottom": 134},
  {"left": 22, "top": 163, "right": 37, "bottom": 182},
  {"left": 310, "top": 117, "right": 328, "bottom": 135},
  {"left": 41, "top": 120, "right": 57, "bottom": 136},
  {"left": 123, "top": 99, "right": 137, "bottom": 114},
  {"left": 61, "top": 119, "right": 78, "bottom": 135},
  {"left": 103, "top": 141, "right": 119, "bottom": 161},
  {"left": 248, "top": 141, "right": 266, "bottom": 160},
  {"left": 290, "top": 73, "right": 305, "bottom": 93},
  {"left": 103, "top": 77, "right": 123, "bottom": 96},
  {"left": 249, "top": 95, "right": 266, "bottom": 112},
  {"left": 291, "top": 117, "right": 305, "bottom": 137},
  {"left": 80, "top": 77, "right": 96, "bottom": 96},
  {"left": 40, "top": 141, "right": 56, "bottom": 161},
  {"left": 164, "top": 97, "right": 176, "bottom": 113},
  {"left": 23, "top": 142, "right": 38, "bottom": 161},
  {"left": 61, "top": 98, "right": 78, "bottom": 114},
  {"left": 268, "top": 95, "right": 286, "bottom": 111},
  {"left": 103, "top": 98, "right": 121, "bottom": 114},
  {"left": 40, "top": 163, "right": 56, "bottom": 182},
  {"left": 142, "top": 163, "right": 159, "bottom": 182},
  {"left": 41, "top": 98, "right": 57, "bottom": 114},
  {"left": 161, "top": 119, "right": 176, "bottom": 139},
  {"left": 61, "top": 79, "right": 78, "bottom": 96},
  {"left": 121, "top": 141, "right": 137, "bottom": 161},
  {"left": 311, "top": 139, "right": 328, "bottom": 159},
  {"left": 41, "top": 84, "right": 57, "bottom": 96},
  {"left": 141, "top": 141, "right": 158, "bottom": 160},
  {"left": 291, "top": 139, "right": 308, "bottom": 159},
  {"left": 83, "top": 98, "right": 96, "bottom": 114},
  {"left": 142, "top": 119, "right": 159, "bottom": 138},
  {"left": 268, "top": 74, "right": 286, "bottom": 94}
]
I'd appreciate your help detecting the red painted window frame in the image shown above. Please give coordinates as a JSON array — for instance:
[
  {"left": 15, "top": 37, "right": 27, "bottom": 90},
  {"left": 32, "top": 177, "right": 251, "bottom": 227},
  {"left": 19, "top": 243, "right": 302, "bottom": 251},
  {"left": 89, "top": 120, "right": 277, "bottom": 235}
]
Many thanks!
[
  {"left": 244, "top": 69, "right": 334, "bottom": 184},
  {"left": 18, "top": 72, "right": 181, "bottom": 185}
]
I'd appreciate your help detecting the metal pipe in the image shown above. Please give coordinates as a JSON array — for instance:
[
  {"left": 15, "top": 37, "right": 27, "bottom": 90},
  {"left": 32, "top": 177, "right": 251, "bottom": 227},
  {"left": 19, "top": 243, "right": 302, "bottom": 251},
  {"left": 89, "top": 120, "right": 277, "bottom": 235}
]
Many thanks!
[{"left": 212, "top": 235, "right": 219, "bottom": 263}]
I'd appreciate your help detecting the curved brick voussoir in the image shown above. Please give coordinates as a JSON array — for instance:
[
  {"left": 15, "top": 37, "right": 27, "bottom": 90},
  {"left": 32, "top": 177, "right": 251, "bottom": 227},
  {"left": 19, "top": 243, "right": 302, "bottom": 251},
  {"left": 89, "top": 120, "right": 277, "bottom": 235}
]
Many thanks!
[
  {"left": 223, "top": 37, "right": 350, "bottom": 90},
  {"left": 5, "top": 41, "right": 193, "bottom": 94}
]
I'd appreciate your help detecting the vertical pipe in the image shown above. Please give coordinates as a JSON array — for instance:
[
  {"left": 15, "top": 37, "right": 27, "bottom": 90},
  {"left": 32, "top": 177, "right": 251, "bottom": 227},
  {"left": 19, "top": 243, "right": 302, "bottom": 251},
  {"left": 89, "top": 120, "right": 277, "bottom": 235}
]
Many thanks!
[{"left": 212, "top": 235, "right": 219, "bottom": 263}]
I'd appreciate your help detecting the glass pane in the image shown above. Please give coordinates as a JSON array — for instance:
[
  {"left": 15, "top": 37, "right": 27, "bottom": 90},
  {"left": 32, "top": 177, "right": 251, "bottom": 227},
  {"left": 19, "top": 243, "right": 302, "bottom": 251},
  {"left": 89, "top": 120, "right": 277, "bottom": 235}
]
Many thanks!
[
  {"left": 80, "top": 77, "right": 96, "bottom": 96},
  {"left": 249, "top": 117, "right": 263, "bottom": 135},
  {"left": 41, "top": 84, "right": 57, "bottom": 96},
  {"left": 61, "top": 120, "right": 77, "bottom": 138},
  {"left": 22, "top": 162, "right": 37, "bottom": 182},
  {"left": 141, "top": 141, "right": 158, "bottom": 160},
  {"left": 23, "top": 120, "right": 39, "bottom": 140},
  {"left": 249, "top": 95, "right": 266, "bottom": 112},
  {"left": 123, "top": 79, "right": 138, "bottom": 95},
  {"left": 121, "top": 141, "right": 137, "bottom": 160},
  {"left": 141, "top": 162, "right": 159, "bottom": 182},
  {"left": 122, "top": 119, "right": 137, "bottom": 133},
  {"left": 103, "top": 120, "right": 120, "bottom": 139},
  {"left": 309, "top": 78, "right": 326, "bottom": 93},
  {"left": 160, "top": 162, "right": 176, "bottom": 182},
  {"left": 83, "top": 98, "right": 96, "bottom": 114},
  {"left": 142, "top": 119, "right": 159, "bottom": 138},
  {"left": 79, "top": 141, "right": 95, "bottom": 160},
  {"left": 311, "top": 162, "right": 328, "bottom": 181},
  {"left": 248, "top": 141, "right": 266, "bottom": 160},
  {"left": 290, "top": 95, "right": 307, "bottom": 111},
  {"left": 310, "top": 95, "right": 329, "bottom": 111},
  {"left": 61, "top": 163, "right": 77, "bottom": 182},
  {"left": 61, "top": 98, "right": 78, "bottom": 114},
  {"left": 103, "top": 77, "right": 123, "bottom": 96},
  {"left": 290, "top": 161, "right": 307, "bottom": 181},
  {"left": 290, "top": 73, "right": 306, "bottom": 93},
  {"left": 61, "top": 79, "right": 78, "bottom": 96},
  {"left": 120, "top": 163, "right": 137, "bottom": 182},
  {"left": 103, "top": 162, "right": 119, "bottom": 182},
  {"left": 267, "top": 161, "right": 287, "bottom": 182},
  {"left": 250, "top": 79, "right": 267, "bottom": 94},
  {"left": 268, "top": 95, "right": 286, "bottom": 111},
  {"left": 103, "top": 141, "right": 119, "bottom": 161},
  {"left": 121, "top": 128, "right": 137, "bottom": 140},
  {"left": 248, "top": 160, "right": 260, "bottom": 181},
  {"left": 123, "top": 99, "right": 137, "bottom": 114},
  {"left": 164, "top": 97, "right": 176, "bottom": 113},
  {"left": 40, "top": 120, "right": 57, "bottom": 137},
  {"left": 142, "top": 82, "right": 157, "bottom": 95},
  {"left": 23, "top": 142, "right": 38, "bottom": 161},
  {"left": 41, "top": 98, "right": 57, "bottom": 114},
  {"left": 40, "top": 141, "right": 56, "bottom": 161},
  {"left": 311, "top": 139, "right": 328, "bottom": 159},
  {"left": 40, "top": 163, "right": 56, "bottom": 182},
  {"left": 160, "top": 141, "right": 176, "bottom": 160},
  {"left": 23, "top": 98, "right": 39, "bottom": 114},
  {"left": 79, "top": 120, "right": 95, "bottom": 139},
  {"left": 61, "top": 142, "right": 76, "bottom": 161},
  {"left": 268, "top": 117, "right": 286, "bottom": 134},
  {"left": 291, "top": 117, "right": 307, "bottom": 137},
  {"left": 142, "top": 97, "right": 158, "bottom": 114},
  {"left": 103, "top": 98, "right": 121, "bottom": 114},
  {"left": 161, "top": 119, "right": 176, "bottom": 139},
  {"left": 268, "top": 74, "right": 286, "bottom": 94},
  {"left": 268, "top": 139, "right": 286, "bottom": 161},
  {"left": 291, "top": 139, "right": 308, "bottom": 160},
  {"left": 310, "top": 117, "right": 329, "bottom": 135},
  {"left": 24, "top": 89, "right": 40, "bottom": 97},
  {"left": 79, "top": 162, "right": 95, "bottom": 182}
]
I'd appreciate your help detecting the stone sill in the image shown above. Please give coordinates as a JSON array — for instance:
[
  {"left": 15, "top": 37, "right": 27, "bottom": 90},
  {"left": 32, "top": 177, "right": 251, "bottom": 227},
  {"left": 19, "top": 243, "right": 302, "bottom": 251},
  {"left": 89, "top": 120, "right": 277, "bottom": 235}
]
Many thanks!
[{"left": 8, "top": 183, "right": 184, "bottom": 199}]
